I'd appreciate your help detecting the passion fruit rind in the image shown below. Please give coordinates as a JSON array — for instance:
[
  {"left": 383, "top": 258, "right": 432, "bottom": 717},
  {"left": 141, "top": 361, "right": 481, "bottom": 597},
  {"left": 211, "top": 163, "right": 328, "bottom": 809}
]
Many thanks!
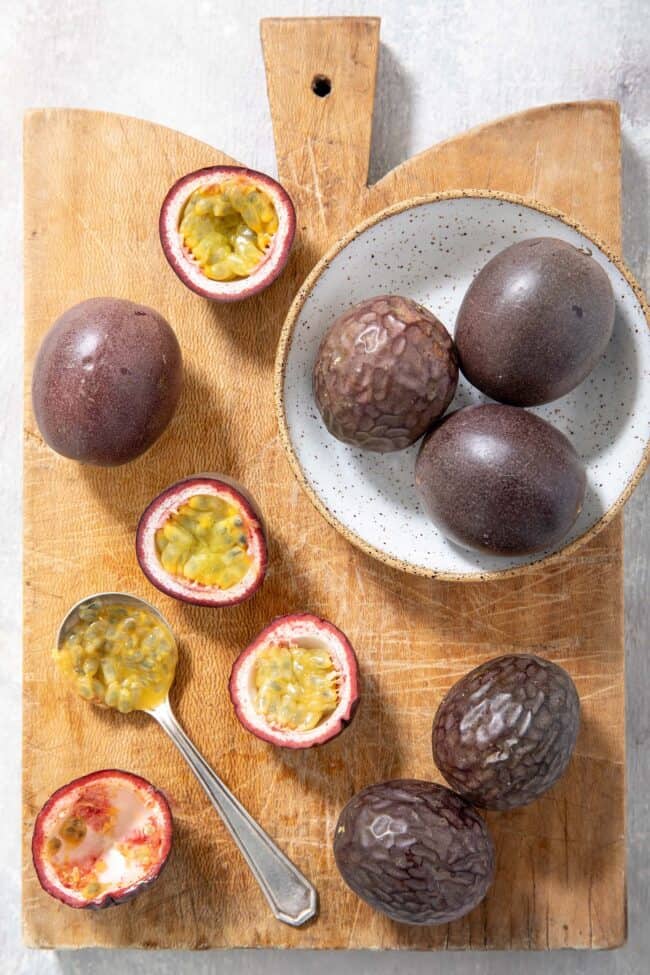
[
  {"left": 229, "top": 613, "right": 360, "bottom": 749},
  {"left": 160, "top": 165, "right": 296, "bottom": 302},
  {"left": 136, "top": 473, "right": 268, "bottom": 607},
  {"left": 32, "top": 769, "right": 172, "bottom": 909}
]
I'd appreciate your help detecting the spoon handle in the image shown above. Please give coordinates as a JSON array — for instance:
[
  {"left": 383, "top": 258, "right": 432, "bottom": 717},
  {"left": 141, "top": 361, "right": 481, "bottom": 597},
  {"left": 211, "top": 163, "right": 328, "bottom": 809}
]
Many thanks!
[{"left": 149, "top": 697, "right": 318, "bottom": 927}]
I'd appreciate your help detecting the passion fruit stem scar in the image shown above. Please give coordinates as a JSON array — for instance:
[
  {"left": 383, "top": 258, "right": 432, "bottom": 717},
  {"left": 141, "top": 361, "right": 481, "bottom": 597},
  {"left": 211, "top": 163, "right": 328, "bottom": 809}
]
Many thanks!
[{"left": 149, "top": 697, "right": 317, "bottom": 927}]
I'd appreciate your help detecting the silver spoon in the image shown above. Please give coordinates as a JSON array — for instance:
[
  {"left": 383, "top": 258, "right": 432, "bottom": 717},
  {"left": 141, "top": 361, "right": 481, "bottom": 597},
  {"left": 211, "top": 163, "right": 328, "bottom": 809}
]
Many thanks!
[{"left": 56, "top": 591, "right": 318, "bottom": 927}]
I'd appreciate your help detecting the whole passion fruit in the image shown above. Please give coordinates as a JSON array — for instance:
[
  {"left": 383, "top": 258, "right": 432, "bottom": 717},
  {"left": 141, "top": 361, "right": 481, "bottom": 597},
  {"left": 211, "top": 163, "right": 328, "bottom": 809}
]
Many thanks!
[
  {"left": 313, "top": 295, "right": 458, "bottom": 452},
  {"left": 455, "top": 237, "right": 615, "bottom": 406},
  {"left": 160, "top": 166, "right": 296, "bottom": 301},
  {"left": 136, "top": 474, "right": 267, "bottom": 607},
  {"left": 32, "top": 298, "right": 183, "bottom": 466},
  {"left": 333, "top": 779, "right": 494, "bottom": 925},
  {"left": 32, "top": 769, "right": 172, "bottom": 908},
  {"left": 432, "top": 654, "right": 580, "bottom": 810},
  {"left": 229, "top": 613, "right": 359, "bottom": 748},
  {"left": 415, "top": 404, "right": 586, "bottom": 555}
]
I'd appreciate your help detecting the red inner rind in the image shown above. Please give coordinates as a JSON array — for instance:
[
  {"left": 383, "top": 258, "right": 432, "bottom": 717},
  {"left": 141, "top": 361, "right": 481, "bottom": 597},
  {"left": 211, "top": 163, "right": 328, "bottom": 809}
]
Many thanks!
[{"left": 32, "top": 769, "right": 172, "bottom": 909}]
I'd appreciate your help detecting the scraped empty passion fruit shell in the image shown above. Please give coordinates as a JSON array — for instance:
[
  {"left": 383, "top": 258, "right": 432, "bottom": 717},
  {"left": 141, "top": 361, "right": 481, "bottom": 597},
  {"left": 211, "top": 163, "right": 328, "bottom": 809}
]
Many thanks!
[
  {"left": 229, "top": 614, "right": 360, "bottom": 748},
  {"left": 160, "top": 166, "right": 296, "bottom": 301},
  {"left": 136, "top": 474, "right": 267, "bottom": 606},
  {"left": 32, "top": 770, "right": 172, "bottom": 908}
]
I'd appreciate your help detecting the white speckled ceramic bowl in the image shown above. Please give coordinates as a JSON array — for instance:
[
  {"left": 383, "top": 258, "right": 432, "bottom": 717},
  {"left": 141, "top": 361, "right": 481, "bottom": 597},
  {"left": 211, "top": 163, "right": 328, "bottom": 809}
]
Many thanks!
[{"left": 275, "top": 192, "right": 650, "bottom": 580}]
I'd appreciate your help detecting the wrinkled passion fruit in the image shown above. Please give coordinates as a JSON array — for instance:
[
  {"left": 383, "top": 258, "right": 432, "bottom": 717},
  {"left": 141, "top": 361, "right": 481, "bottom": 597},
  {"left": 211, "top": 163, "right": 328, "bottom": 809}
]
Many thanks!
[
  {"left": 432, "top": 654, "right": 580, "bottom": 810},
  {"left": 333, "top": 779, "right": 495, "bottom": 925},
  {"left": 313, "top": 295, "right": 458, "bottom": 452},
  {"left": 229, "top": 613, "right": 359, "bottom": 748},
  {"left": 32, "top": 770, "right": 172, "bottom": 908},
  {"left": 136, "top": 475, "right": 267, "bottom": 607},
  {"left": 160, "top": 166, "right": 296, "bottom": 301},
  {"left": 455, "top": 237, "right": 615, "bottom": 406},
  {"left": 415, "top": 404, "right": 586, "bottom": 555},
  {"left": 31, "top": 298, "right": 183, "bottom": 466}
]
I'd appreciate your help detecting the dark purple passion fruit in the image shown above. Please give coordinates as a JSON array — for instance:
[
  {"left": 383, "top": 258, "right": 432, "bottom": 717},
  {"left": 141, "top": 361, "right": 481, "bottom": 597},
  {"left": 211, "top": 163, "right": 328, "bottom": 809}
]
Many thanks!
[
  {"left": 160, "top": 166, "right": 296, "bottom": 301},
  {"left": 333, "top": 779, "right": 495, "bottom": 925},
  {"left": 415, "top": 404, "right": 586, "bottom": 555},
  {"left": 229, "top": 613, "right": 360, "bottom": 749},
  {"left": 432, "top": 654, "right": 580, "bottom": 810},
  {"left": 136, "top": 474, "right": 267, "bottom": 607},
  {"left": 32, "top": 769, "right": 172, "bottom": 908},
  {"left": 455, "top": 237, "right": 615, "bottom": 406},
  {"left": 313, "top": 295, "right": 458, "bottom": 452},
  {"left": 31, "top": 297, "right": 183, "bottom": 466}
]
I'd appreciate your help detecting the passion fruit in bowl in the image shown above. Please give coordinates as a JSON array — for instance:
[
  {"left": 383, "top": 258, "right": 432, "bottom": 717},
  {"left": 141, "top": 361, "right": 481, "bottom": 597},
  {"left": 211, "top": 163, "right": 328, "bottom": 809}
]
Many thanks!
[
  {"left": 136, "top": 474, "right": 267, "bottom": 607},
  {"left": 160, "top": 166, "right": 296, "bottom": 301},
  {"left": 276, "top": 191, "right": 650, "bottom": 580},
  {"left": 229, "top": 613, "right": 360, "bottom": 748},
  {"left": 32, "top": 770, "right": 172, "bottom": 908},
  {"left": 313, "top": 295, "right": 458, "bottom": 452}
]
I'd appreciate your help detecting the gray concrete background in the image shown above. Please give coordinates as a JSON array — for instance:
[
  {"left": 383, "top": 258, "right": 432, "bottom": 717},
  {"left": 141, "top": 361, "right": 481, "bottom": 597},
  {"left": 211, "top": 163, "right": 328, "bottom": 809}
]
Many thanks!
[{"left": 1, "top": 0, "right": 648, "bottom": 972}]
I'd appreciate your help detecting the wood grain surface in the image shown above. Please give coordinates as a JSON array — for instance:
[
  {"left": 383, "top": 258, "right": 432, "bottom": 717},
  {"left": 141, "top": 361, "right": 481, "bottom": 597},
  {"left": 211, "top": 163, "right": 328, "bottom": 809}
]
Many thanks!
[{"left": 23, "top": 16, "right": 625, "bottom": 951}]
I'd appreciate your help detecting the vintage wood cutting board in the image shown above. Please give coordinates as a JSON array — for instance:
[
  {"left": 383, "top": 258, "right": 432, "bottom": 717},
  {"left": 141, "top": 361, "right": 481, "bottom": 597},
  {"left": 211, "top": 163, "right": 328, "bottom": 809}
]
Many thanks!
[{"left": 23, "top": 17, "right": 625, "bottom": 950}]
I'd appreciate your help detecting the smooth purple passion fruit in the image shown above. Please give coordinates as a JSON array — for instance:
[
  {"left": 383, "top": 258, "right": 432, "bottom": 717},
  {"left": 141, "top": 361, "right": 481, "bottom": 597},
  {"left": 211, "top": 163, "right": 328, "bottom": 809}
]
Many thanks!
[
  {"left": 432, "top": 654, "right": 580, "bottom": 810},
  {"left": 313, "top": 295, "right": 458, "bottom": 452},
  {"left": 160, "top": 166, "right": 296, "bottom": 301},
  {"left": 32, "top": 770, "right": 172, "bottom": 908},
  {"left": 333, "top": 779, "right": 495, "bottom": 925},
  {"left": 31, "top": 298, "right": 183, "bottom": 466},
  {"left": 415, "top": 404, "right": 586, "bottom": 555},
  {"left": 229, "top": 613, "right": 360, "bottom": 748},
  {"left": 455, "top": 237, "right": 615, "bottom": 406},
  {"left": 136, "top": 474, "right": 267, "bottom": 607}
]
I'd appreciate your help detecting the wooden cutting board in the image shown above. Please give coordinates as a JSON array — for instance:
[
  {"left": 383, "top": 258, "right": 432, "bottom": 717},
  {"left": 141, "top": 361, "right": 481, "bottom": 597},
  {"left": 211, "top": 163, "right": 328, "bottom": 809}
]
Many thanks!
[{"left": 23, "top": 16, "right": 625, "bottom": 950}]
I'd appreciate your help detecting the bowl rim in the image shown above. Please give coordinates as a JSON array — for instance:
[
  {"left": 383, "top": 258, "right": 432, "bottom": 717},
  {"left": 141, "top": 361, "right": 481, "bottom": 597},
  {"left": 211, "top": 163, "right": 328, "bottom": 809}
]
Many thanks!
[{"left": 274, "top": 189, "right": 650, "bottom": 582}]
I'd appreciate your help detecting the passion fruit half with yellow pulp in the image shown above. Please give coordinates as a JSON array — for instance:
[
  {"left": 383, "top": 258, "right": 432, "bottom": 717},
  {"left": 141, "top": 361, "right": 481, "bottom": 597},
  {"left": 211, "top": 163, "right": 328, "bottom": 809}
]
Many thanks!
[
  {"left": 136, "top": 475, "right": 267, "bottom": 607},
  {"left": 32, "top": 770, "right": 172, "bottom": 908},
  {"left": 229, "top": 614, "right": 360, "bottom": 748},
  {"left": 160, "top": 166, "right": 296, "bottom": 301}
]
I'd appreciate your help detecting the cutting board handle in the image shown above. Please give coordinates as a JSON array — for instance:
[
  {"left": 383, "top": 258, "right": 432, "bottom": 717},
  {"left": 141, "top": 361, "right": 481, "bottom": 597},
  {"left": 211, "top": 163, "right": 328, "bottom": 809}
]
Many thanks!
[{"left": 261, "top": 17, "right": 380, "bottom": 238}]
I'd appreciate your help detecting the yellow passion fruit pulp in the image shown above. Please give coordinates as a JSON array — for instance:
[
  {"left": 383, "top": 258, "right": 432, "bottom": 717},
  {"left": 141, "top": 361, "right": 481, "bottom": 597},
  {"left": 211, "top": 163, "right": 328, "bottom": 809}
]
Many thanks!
[
  {"left": 180, "top": 178, "right": 278, "bottom": 282},
  {"left": 155, "top": 493, "right": 252, "bottom": 590},
  {"left": 254, "top": 645, "right": 339, "bottom": 732},
  {"left": 55, "top": 601, "right": 177, "bottom": 712}
]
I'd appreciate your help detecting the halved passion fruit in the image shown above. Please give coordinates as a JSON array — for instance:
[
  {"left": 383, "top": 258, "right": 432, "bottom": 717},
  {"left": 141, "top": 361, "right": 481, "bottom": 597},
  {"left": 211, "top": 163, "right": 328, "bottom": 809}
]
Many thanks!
[
  {"left": 229, "top": 614, "right": 360, "bottom": 748},
  {"left": 136, "top": 474, "right": 267, "bottom": 607},
  {"left": 32, "top": 770, "right": 172, "bottom": 908},
  {"left": 159, "top": 166, "right": 296, "bottom": 301}
]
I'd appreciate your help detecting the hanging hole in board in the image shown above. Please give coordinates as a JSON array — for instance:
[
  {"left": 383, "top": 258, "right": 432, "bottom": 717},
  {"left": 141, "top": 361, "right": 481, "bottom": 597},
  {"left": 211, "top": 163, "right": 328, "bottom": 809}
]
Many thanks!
[{"left": 311, "top": 75, "right": 332, "bottom": 97}]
